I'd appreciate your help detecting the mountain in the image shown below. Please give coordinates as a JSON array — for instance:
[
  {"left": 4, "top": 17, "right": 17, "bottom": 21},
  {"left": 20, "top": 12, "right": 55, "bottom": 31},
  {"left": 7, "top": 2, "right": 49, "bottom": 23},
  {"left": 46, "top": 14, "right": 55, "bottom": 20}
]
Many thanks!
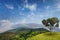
[
  {"left": 0, "top": 28, "right": 49, "bottom": 40},
  {"left": 0, "top": 23, "right": 60, "bottom": 33},
  {"left": 12, "top": 23, "right": 45, "bottom": 29},
  {"left": 0, "top": 23, "right": 46, "bottom": 33},
  {"left": 0, "top": 23, "right": 60, "bottom": 40},
  {"left": 0, "top": 23, "right": 49, "bottom": 34},
  {"left": 5, "top": 23, "right": 49, "bottom": 33},
  {"left": 0, "top": 23, "right": 49, "bottom": 40},
  {"left": 6, "top": 27, "right": 49, "bottom": 33}
]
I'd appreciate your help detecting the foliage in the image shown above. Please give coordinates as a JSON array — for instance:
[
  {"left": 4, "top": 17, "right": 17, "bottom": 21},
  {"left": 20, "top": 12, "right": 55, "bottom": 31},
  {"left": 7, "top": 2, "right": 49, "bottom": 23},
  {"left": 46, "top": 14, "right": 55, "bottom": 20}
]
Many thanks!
[
  {"left": 42, "top": 17, "right": 59, "bottom": 31},
  {"left": 0, "top": 28, "right": 49, "bottom": 40}
]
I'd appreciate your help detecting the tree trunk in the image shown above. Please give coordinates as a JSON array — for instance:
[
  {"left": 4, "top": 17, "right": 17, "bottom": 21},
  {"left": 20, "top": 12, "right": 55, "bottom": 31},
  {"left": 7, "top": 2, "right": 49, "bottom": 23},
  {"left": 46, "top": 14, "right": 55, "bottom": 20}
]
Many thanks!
[{"left": 50, "top": 26, "right": 52, "bottom": 35}]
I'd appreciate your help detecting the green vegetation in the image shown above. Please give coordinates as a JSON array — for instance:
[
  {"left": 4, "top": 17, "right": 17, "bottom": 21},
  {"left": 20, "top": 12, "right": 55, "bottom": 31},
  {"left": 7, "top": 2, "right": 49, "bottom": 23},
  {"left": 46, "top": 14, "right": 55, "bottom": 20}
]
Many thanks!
[
  {"left": 0, "top": 28, "right": 48, "bottom": 40},
  {"left": 42, "top": 17, "right": 59, "bottom": 32},
  {"left": 0, "top": 17, "right": 59, "bottom": 40},
  {"left": 27, "top": 32, "right": 60, "bottom": 40}
]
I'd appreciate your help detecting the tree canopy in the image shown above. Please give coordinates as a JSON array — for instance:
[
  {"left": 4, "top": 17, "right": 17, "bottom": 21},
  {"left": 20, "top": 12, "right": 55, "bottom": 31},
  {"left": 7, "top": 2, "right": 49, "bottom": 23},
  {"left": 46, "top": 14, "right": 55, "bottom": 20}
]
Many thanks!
[
  {"left": 42, "top": 17, "right": 59, "bottom": 31},
  {"left": 42, "top": 17, "right": 59, "bottom": 27}
]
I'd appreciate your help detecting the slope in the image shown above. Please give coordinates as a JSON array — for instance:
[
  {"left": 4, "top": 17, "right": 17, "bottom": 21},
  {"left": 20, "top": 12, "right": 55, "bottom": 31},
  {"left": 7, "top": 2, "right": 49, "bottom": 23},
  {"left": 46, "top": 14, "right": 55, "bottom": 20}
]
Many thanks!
[{"left": 27, "top": 32, "right": 60, "bottom": 40}]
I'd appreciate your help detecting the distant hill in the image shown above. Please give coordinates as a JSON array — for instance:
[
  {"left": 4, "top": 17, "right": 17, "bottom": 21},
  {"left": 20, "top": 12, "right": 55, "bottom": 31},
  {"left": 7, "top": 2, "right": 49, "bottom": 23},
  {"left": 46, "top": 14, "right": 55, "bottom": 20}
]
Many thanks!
[
  {"left": 0, "top": 23, "right": 49, "bottom": 33},
  {"left": 0, "top": 23, "right": 60, "bottom": 40},
  {"left": 6, "top": 23, "right": 60, "bottom": 32},
  {"left": 12, "top": 23, "right": 46, "bottom": 29},
  {"left": 0, "top": 23, "right": 60, "bottom": 33},
  {"left": 6, "top": 27, "right": 49, "bottom": 33},
  {"left": 0, "top": 27, "right": 49, "bottom": 40}
]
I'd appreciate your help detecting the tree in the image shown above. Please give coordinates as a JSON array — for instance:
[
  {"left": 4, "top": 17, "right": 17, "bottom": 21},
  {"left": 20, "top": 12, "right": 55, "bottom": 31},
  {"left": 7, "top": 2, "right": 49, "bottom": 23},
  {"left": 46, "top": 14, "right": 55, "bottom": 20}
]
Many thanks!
[{"left": 42, "top": 17, "right": 59, "bottom": 32}]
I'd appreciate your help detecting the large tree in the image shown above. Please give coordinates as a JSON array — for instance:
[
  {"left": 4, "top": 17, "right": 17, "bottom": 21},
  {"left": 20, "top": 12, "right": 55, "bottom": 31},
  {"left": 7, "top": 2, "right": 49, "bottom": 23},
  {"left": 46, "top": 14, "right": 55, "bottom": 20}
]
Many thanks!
[{"left": 42, "top": 17, "right": 59, "bottom": 32}]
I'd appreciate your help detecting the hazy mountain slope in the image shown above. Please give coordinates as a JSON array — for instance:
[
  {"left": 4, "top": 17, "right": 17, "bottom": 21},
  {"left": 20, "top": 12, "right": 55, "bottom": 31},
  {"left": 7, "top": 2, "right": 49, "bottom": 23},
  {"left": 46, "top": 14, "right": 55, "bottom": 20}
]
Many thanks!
[
  {"left": 0, "top": 28, "right": 49, "bottom": 40},
  {"left": 0, "top": 23, "right": 60, "bottom": 33}
]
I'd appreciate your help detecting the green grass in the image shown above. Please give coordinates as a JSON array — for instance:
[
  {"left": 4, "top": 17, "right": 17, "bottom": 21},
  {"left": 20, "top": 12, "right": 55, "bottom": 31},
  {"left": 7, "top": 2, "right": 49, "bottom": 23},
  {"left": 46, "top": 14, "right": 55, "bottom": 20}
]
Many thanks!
[{"left": 27, "top": 32, "right": 60, "bottom": 40}]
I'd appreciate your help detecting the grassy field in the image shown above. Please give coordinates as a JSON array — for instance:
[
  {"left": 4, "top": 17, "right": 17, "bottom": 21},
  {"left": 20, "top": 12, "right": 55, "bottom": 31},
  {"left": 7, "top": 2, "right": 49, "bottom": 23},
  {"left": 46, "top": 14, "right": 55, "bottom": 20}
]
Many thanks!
[{"left": 27, "top": 32, "right": 60, "bottom": 40}]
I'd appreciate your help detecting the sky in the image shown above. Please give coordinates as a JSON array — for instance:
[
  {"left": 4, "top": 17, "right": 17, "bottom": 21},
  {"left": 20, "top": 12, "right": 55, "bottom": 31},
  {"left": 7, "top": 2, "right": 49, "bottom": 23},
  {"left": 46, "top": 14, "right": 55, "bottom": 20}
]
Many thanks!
[{"left": 0, "top": 0, "right": 60, "bottom": 32}]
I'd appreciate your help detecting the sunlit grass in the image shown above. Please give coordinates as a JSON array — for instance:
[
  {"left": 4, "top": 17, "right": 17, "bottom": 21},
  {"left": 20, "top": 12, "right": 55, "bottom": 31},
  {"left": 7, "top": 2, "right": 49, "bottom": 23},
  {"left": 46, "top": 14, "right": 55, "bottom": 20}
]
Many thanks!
[{"left": 27, "top": 32, "right": 60, "bottom": 40}]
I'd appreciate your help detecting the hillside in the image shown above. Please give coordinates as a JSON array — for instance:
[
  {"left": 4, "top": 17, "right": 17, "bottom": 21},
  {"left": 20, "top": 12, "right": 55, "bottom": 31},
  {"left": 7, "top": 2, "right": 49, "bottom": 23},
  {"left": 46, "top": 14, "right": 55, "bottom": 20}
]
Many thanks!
[
  {"left": 27, "top": 32, "right": 60, "bottom": 40},
  {"left": 0, "top": 28, "right": 49, "bottom": 40}
]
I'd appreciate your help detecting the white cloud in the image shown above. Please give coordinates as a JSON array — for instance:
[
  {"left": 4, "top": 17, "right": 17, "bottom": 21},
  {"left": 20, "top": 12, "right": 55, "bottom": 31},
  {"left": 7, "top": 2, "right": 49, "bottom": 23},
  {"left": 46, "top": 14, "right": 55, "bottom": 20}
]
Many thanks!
[
  {"left": 53, "top": 0, "right": 60, "bottom": 11},
  {"left": 46, "top": 6, "right": 50, "bottom": 10},
  {"left": 5, "top": 4, "right": 14, "bottom": 10},
  {"left": 0, "top": 19, "right": 42, "bottom": 33},
  {"left": 21, "top": 18, "right": 27, "bottom": 24},
  {"left": 0, "top": 12, "right": 52, "bottom": 33},
  {"left": 39, "top": 15, "right": 44, "bottom": 18},
  {"left": 57, "top": 4, "right": 60, "bottom": 8},
  {"left": 25, "top": 0, "right": 28, "bottom": 4},
  {"left": 0, "top": 19, "right": 29, "bottom": 33},
  {"left": 19, "top": 10, "right": 53, "bottom": 24},
  {"left": 27, "top": 12, "right": 35, "bottom": 17},
  {"left": 24, "top": 4, "right": 37, "bottom": 11},
  {"left": 20, "top": 12, "right": 47, "bottom": 24},
  {"left": 56, "top": 4, "right": 60, "bottom": 11},
  {"left": 43, "top": 0, "right": 45, "bottom": 3},
  {"left": 0, "top": 20, "right": 11, "bottom": 26},
  {"left": 53, "top": 0, "right": 60, "bottom": 3},
  {"left": 24, "top": 0, "right": 37, "bottom": 11},
  {"left": 19, "top": 13, "right": 25, "bottom": 16},
  {"left": 0, "top": 20, "right": 13, "bottom": 33},
  {"left": 28, "top": 4, "right": 37, "bottom": 11},
  {"left": 18, "top": 0, "right": 37, "bottom": 13}
]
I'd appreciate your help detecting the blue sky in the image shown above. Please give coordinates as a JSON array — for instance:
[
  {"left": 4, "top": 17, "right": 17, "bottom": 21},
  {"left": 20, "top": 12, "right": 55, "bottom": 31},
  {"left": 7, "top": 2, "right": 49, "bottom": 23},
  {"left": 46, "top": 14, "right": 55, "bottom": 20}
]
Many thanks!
[
  {"left": 0, "top": 0, "right": 60, "bottom": 23},
  {"left": 0, "top": 0, "right": 60, "bottom": 32}
]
